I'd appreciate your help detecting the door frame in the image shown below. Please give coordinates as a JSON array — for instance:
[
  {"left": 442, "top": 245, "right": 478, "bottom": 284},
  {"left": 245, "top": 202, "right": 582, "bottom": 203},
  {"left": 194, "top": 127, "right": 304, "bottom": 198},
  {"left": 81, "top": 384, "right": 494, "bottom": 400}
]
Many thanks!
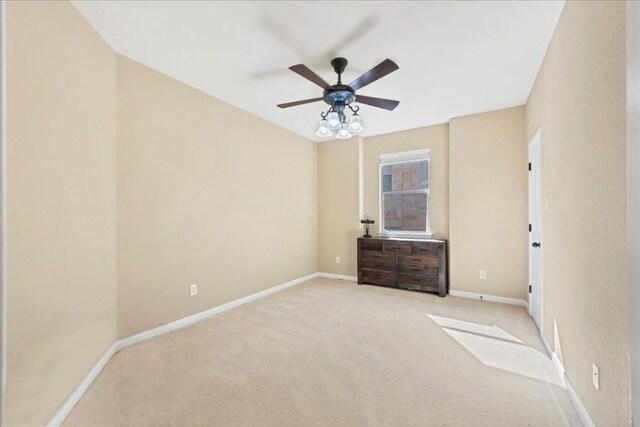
[{"left": 528, "top": 128, "right": 543, "bottom": 332}]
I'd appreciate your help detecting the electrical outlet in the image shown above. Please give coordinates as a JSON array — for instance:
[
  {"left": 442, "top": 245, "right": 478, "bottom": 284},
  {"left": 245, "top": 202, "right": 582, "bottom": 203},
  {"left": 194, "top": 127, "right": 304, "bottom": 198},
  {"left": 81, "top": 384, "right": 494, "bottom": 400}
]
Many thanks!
[
  {"left": 592, "top": 363, "right": 600, "bottom": 390},
  {"left": 190, "top": 284, "right": 198, "bottom": 297},
  {"left": 336, "top": 256, "right": 341, "bottom": 264},
  {"left": 479, "top": 270, "right": 487, "bottom": 279}
]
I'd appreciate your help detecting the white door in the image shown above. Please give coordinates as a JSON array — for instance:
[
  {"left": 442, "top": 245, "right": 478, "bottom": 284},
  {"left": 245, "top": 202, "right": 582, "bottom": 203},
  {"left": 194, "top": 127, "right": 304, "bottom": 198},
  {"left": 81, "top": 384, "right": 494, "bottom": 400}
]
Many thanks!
[{"left": 528, "top": 130, "right": 543, "bottom": 330}]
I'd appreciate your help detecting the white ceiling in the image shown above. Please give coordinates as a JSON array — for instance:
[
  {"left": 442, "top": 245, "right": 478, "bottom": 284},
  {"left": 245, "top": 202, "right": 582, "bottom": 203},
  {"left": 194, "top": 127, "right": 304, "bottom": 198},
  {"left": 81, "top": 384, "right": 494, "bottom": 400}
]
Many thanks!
[{"left": 72, "top": 1, "right": 564, "bottom": 142}]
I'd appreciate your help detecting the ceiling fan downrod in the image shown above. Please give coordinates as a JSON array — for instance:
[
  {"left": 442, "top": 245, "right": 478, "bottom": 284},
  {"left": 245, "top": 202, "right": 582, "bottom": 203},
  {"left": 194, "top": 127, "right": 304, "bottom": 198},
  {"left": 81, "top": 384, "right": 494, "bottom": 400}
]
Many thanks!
[{"left": 331, "top": 57, "right": 348, "bottom": 85}]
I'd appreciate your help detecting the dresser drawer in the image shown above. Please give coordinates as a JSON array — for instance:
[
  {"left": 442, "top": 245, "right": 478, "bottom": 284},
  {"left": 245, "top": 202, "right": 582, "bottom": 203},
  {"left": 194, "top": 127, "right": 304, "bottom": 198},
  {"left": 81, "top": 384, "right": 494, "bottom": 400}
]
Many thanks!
[
  {"left": 360, "top": 240, "right": 384, "bottom": 252},
  {"left": 398, "top": 255, "right": 439, "bottom": 268},
  {"left": 383, "top": 243, "right": 412, "bottom": 254},
  {"left": 360, "top": 260, "right": 396, "bottom": 272},
  {"left": 410, "top": 244, "right": 441, "bottom": 256},
  {"left": 398, "top": 274, "right": 440, "bottom": 290},
  {"left": 361, "top": 251, "right": 396, "bottom": 263},
  {"left": 397, "top": 264, "right": 438, "bottom": 277},
  {"left": 361, "top": 269, "right": 396, "bottom": 287}
]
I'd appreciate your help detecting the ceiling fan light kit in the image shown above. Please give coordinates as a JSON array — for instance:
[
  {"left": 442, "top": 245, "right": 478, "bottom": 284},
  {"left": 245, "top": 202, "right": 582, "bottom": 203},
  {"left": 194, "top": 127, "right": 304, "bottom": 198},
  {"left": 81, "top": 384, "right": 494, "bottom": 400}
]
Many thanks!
[
  {"left": 278, "top": 57, "right": 400, "bottom": 140},
  {"left": 315, "top": 119, "right": 332, "bottom": 138},
  {"left": 348, "top": 114, "right": 363, "bottom": 133},
  {"left": 326, "top": 111, "right": 341, "bottom": 130},
  {"left": 336, "top": 123, "right": 352, "bottom": 140}
]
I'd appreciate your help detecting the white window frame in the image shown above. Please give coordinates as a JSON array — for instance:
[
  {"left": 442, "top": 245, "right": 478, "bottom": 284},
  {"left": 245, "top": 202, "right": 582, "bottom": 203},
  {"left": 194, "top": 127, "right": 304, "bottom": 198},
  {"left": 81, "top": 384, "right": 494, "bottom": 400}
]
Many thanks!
[{"left": 379, "top": 149, "right": 432, "bottom": 238}]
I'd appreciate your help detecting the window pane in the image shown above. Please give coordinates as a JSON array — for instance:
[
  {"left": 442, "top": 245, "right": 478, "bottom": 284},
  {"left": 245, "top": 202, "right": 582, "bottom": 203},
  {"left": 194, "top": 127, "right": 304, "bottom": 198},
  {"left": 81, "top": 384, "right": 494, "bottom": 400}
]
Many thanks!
[
  {"left": 383, "top": 193, "right": 427, "bottom": 232},
  {"left": 381, "top": 160, "right": 429, "bottom": 193},
  {"left": 381, "top": 164, "right": 393, "bottom": 192},
  {"left": 381, "top": 164, "right": 403, "bottom": 191},
  {"left": 383, "top": 194, "right": 403, "bottom": 230},
  {"left": 402, "top": 193, "right": 427, "bottom": 231},
  {"left": 402, "top": 160, "right": 429, "bottom": 190}
]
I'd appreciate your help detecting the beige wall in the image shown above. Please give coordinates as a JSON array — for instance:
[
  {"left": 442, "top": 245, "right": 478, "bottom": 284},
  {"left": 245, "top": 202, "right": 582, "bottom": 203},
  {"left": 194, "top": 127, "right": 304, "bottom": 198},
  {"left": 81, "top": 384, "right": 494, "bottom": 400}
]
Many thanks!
[
  {"left": 525, "top": 1, "right": 629, "bottom": 424},
  {"left": 363, "top": 125, "right": 450, "bottom": 239},
  {"left": 318, "top": 138, "right": 361, "bottom": 276},
  {"left": 5, "top": 4, "right": 318, "bottom": 422},
  {"left": 318, "top": 113, "right": 528, "bottom": 304},
  {"left": 5, "top": 1, "right": 631, "bottom": 425},
  {"left": 117, "top": 56, "right": 318, "bottom": 338},
  {"left": 318, "top": 125, "right": 449, "bottom": 277},
  {"left": 449, "top": 107, "right": 527, "bottom": 300},
  {"left": 5, "top": 2, "right": 118, "bottom": 425}
]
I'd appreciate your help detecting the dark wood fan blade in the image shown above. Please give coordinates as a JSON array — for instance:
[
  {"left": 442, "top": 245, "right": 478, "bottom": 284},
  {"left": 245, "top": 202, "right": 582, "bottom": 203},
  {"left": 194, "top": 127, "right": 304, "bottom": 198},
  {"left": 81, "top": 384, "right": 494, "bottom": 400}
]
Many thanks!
[
  {"left": 277, "top": 97, "right": 323, "bottom": 109},
  {"left": 289, "top": 64, "right": 332, "bottom": 90},
  {"left": 355, "top": 95, "right": 400, "bottom": 111},
  {"left": 349, "top": 59, "right": 399, "bottom": 91}
]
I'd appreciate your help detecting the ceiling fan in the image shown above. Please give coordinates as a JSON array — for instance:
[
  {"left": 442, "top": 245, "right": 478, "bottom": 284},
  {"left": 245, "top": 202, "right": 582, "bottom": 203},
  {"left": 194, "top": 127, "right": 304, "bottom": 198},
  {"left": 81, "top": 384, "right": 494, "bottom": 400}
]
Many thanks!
[{"left": 277, "top": 57, "right": 399, "bottom": 139}]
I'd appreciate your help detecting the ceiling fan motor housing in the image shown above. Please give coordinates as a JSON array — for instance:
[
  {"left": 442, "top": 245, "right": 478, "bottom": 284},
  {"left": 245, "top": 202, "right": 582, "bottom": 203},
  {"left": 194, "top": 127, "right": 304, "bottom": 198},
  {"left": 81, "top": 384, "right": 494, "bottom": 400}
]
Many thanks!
[{"left": 323, "top": 84, "right": 356, "bottom": 108}]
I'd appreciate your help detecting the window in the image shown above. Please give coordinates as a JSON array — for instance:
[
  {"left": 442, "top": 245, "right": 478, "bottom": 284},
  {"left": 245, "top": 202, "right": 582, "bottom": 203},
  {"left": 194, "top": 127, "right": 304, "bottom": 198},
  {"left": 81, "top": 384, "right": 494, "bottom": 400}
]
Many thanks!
[{"left": 379, "top": 149, "right": 430, "bottom": 237}]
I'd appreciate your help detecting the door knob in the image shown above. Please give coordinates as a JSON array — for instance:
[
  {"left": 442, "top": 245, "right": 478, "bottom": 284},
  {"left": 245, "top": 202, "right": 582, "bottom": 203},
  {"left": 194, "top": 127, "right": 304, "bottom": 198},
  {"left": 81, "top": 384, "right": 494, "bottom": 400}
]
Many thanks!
[{"left": 532, "top": 242, "right": 541, "bottom": 248}]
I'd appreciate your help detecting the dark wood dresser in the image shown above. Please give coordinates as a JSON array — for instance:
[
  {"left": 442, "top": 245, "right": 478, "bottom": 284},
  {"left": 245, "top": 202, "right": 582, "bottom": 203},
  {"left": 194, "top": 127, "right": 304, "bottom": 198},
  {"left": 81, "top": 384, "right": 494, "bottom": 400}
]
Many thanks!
[{"left": 357, "top": 237, "right": 448, "bottom": 297}]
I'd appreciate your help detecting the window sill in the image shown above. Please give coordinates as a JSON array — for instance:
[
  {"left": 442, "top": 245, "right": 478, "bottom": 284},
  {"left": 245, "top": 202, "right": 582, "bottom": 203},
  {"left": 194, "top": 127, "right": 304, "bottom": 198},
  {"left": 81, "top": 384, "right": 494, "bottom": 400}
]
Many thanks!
[{"left": 379, "top": 231, "right": 433, "bottom": 239}]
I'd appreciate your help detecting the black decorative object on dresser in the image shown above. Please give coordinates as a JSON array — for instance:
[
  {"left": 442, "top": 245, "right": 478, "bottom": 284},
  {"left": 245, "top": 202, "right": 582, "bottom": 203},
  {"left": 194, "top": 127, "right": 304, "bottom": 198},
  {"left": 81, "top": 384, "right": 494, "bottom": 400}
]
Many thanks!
[
  {"left": 360, "top": 219, "right": 375, "bottom": 238},
  {"left": 357, "top": 237, "right": 448, "bottom": 297}
]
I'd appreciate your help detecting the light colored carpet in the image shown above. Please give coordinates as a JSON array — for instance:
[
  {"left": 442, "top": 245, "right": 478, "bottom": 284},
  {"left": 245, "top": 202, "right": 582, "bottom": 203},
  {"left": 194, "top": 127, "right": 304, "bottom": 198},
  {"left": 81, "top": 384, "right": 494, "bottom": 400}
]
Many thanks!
[{"left": 63, "top": 278, "right": 581, "bottom": 426}]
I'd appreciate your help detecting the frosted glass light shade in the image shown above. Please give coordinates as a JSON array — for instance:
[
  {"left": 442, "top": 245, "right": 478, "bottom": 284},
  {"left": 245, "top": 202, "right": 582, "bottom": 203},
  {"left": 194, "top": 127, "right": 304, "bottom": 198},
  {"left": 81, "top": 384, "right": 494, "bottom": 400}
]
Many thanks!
[
  {"left": 326, "top": 112, "right": 341, "bottom": 130},
  {"left": 315, "top": 119, "right": 332, "bottom": 138},
  {"left": 348, "top": 115, "right": 364, "bottom": 133},
  {"left": 336, "top": 123, "right": 352, "bottom": 139}
]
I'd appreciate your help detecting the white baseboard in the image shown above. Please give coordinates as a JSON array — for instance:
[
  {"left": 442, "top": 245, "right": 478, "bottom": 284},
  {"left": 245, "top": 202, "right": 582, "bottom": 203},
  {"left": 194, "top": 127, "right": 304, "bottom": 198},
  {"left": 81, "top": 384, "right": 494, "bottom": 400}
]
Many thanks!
[
  {"left": 551, "top": 352, "right": 565, "bottom": 382},
  {"left": 449, "top": 289, "right": 528, "bottom": 307},
  {"left": 47, "top": 272, "right": 319, "bottom": 427},
  {"left": 317, "top": 272, "right": 357, "bottom": 282},
  {"left": 565, "top": 375, "right": 596, "bottom": 427},
  {"left": 51, "top": 273, "right": 581, "bottom": 426},
  {"left": 540, "top": 333, "right": 566, "bottom": 386},
  {"left": 117, "top": 272, "right": 319, "bottom": 349},
  {"left": 539, "top": 332, "right": 595, "bottom": 427},
  {"left": 540, "top": 331, "right": 553, "bottom": 357},
  {"left": 47, "top": 342, "right": 119, "bottom": 427}
]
